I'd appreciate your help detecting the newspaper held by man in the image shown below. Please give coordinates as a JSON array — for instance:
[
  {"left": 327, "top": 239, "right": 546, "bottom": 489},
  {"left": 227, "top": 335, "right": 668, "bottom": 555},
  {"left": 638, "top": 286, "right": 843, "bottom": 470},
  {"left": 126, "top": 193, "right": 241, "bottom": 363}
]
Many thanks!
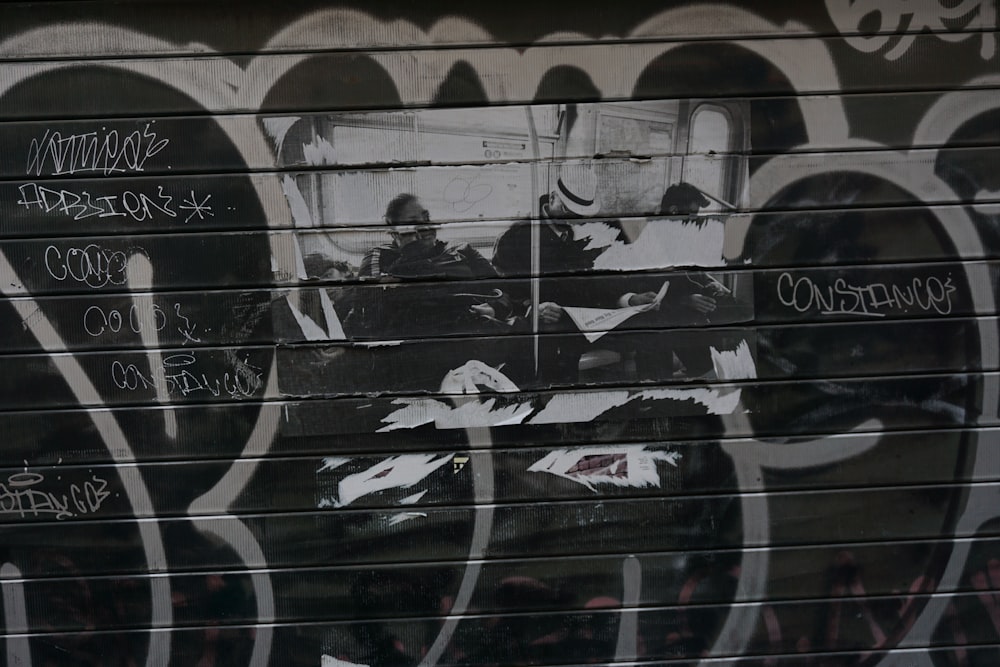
[{"left": 562, "top": 281, "right": 670, "bottom": 342}]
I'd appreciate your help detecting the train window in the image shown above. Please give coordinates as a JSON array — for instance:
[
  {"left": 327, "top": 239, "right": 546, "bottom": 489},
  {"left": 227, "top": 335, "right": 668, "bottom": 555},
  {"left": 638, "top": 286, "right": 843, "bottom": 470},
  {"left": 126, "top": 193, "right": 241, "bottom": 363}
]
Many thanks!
[{"left": 593, "top": 102, "right": 679, "bottom": 215}]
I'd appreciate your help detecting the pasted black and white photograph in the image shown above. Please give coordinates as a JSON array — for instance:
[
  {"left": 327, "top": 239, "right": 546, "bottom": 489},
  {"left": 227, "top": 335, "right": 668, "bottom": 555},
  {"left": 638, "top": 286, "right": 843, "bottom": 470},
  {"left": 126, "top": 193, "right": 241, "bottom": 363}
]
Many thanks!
[{"left": 271, "top": 101, "right": 757, "bottom": 396}]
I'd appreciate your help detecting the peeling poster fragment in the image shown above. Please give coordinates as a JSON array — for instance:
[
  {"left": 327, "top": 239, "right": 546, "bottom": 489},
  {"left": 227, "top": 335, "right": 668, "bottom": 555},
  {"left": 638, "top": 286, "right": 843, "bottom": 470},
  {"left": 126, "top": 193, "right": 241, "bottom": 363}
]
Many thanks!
[
  {"left": 317, "top": 454, "right": 453, "bottom": 508},
  {"left": 322, "top": 656, "right": 369, "bottom": 667},
  {"left": 528, "top": 445, "right": 681, "bottom": 491}
]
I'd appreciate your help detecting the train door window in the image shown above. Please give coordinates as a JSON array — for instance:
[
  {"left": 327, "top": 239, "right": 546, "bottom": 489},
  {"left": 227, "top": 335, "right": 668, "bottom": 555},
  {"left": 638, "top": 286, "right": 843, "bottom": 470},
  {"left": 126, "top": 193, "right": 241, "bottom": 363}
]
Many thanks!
[{"left": 683, "top": 105, "right": 732, "bottom": 212}]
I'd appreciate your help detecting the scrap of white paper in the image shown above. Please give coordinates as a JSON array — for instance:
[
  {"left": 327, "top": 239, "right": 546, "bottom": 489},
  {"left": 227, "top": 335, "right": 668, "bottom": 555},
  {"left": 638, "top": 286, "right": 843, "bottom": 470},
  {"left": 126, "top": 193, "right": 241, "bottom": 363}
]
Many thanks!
[
  {"left": 283, "top": 289, "right": 345, "bottom": 341},
  {"left": 710, "top": 339, "right": 757, "bottom": 380},
  {"left": 592, "top": 217, "right": 726, "bottom": 270},
  {"left": 318, "top": 288, "right": 346, "bottom": 340},
  {"left": 322, "top": 655, "right": 369, "bottom": 667},
  {"left": 284, "top": 294, "right": 328, "bottom": 341},
  {"left": 387, "top": 512, "right": 428, "bottom": 526},
  {"left": 333, "top": 454, "right": 453, "bottom": 507}
]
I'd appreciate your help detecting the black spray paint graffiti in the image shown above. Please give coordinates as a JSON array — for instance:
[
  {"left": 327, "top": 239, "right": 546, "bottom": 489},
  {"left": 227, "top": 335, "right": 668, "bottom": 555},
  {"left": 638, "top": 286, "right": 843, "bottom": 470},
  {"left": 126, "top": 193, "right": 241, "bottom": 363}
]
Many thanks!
[{"left": 0, "top": 2, "right": 998, "bottom": 666}]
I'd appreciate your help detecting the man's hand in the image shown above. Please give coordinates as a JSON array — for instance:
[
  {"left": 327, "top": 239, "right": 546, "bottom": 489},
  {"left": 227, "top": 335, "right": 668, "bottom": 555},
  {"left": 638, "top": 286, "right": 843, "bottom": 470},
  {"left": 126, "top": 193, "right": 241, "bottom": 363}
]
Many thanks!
[
  {"left": 469, "top": 303, "right": 496, "bottom": 319},
  {"left": 687, "top": 294, "right": 717, "bottom": 314},
  {"left": 538, "top": 302, "right": 564, "bottom": 323},
  {"left": 627, "top": 291, "right": 661, "bottom": 309},
  {"left": 701, "top": 277, "right": 732, "bottom": 298}
]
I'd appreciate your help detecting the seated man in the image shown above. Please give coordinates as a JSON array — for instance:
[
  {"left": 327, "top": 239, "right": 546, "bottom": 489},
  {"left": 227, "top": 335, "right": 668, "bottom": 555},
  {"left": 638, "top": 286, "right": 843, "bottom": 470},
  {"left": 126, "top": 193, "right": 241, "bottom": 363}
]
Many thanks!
[
  {"left": 652, "top": 181, "right": 731, "bottom": 320},
  {"left": 346, "top": 192, "right": 519, "bottom": 352},
  {"left": 624, "top": 182, "right": 740, "bottom": 379},
  {"left": 492, "top": 166, "right": 661, "bottom": 385},
  {"left": 358, "top": 193, "right": 496, "bottom": 280}
]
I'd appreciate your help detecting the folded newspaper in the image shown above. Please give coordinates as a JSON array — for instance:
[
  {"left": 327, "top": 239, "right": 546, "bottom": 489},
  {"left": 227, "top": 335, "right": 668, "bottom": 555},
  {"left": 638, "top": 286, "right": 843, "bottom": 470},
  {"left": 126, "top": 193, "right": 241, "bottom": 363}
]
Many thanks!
[{"left": 562, "top": 281, "right": 670, "bottom": 342}]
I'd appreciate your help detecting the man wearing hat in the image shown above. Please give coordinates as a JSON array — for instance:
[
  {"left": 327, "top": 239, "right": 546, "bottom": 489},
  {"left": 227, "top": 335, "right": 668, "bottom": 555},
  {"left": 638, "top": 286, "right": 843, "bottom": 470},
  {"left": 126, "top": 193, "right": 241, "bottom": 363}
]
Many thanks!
[
  {"left": 492, "top": 166, "right": 660, "bottom": 385},
  {"left": 493, "top": 165, "right": 605, "bottom": 279}
]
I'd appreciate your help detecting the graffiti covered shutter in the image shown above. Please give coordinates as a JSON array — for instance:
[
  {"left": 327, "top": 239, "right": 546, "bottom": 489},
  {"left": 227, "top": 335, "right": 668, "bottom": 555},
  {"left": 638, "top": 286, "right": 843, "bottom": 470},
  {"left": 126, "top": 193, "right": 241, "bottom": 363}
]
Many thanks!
[{"left": 0, "top": 1, "right": 998, "bottom": 664}]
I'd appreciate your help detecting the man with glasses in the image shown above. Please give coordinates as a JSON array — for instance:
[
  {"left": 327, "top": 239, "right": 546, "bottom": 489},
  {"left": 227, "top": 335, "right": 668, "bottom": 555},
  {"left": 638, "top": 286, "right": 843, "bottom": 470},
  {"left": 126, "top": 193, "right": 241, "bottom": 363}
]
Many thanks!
[
  {"left": 359, "top": 193, "right": 496, "bottom": 280},
  {"left": 347, "top": 193, "right": 516, "bottom": 342}
]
